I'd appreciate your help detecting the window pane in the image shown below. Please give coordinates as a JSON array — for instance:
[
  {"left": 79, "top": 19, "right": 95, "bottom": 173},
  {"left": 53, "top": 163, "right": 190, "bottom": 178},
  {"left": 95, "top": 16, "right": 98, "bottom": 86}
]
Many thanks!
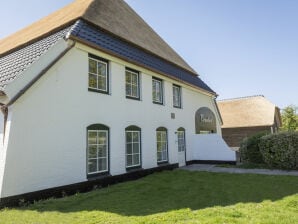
[
  {"left": 126, "top": 132, "right": 132, "bottom": 143},
  {"left": 157, "top": 142, "right": 162, "bottom": 152},
  {"left": 88, "top": 146, "right": 97, "bottom": 158},
  {"left": 98, "top": 158, "right": 107, "bottom": 171},
  {"left": 89, "top": 59, "right": 97, "bottom": 74},
  {"left": 133, "top": 143, "right": 140, "bottom": 153},
  {"left": 152, "top": 81, "right": 157, "bottom": 100},
  {"left": 127, "top": 143, "right": 133, "bottom": 154},
  {"left": 152, "top": 80, "right": 162, "bottom": 102},
  {"left": 162, "top": 142, "right": 167, "bottom": 151},
  {"left": 173, "top": 86, "right": 181, "bottom": 107},
  {"left": 157, "top": 132, "right": 161, "bottom": 141},
  {"left": 161, "top": 132, "right": 166, "bottom": 141},
  {"left": 98, "top": 132, "right": 107, "bottom": 145},
  {"left": 98, "top": 76, "right": 106, "bottom": 90},
  {"left": 98, "top": 62, "right": 106, "bottom": 76},
  {"left": 126, "top": 83, "right": 132, "bottom": 96},
  {"left": 133, "top": 132, "right": 139, "bottom": 142},
  {"left": 88, "top": 159, "right": 97, "bottom": 173},
  {"left": 132, "top": 85, "right": 138, "bottom": 97},
  {"left": 132, "top": 74, "right": 138, "bottom": 85},
  {"left": 88, "top": 131, "right": 97, "bottom": 144},
  {"left": 162, "top": 151, "right": 167, "bottom": 161},
  {"left": 126, "top": 72, "right": 131, "bottom": 83},
  {"left": 127, "top": 155, "right": 133, "bottom": 166},
  {"left": 156, "top": 92, "right": 161, "bottom": 102},
  {"left": 88, "top": 74, "right": 97, "bottom": 88},
  {"left": 133, "top": 154, "right": 140, "bottom": 165},
  {"left": 98, "top": 145, "right": 107, "bottom": 157},
  {"left": 157, "top": 152, "right": 162, "bottom": 161}
]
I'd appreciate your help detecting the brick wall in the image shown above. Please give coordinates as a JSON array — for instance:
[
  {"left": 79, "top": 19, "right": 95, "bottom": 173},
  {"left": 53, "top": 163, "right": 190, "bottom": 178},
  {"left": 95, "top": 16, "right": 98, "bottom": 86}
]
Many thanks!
[{"left": 222, "top": 126, "right": 272, "bottom": 148}]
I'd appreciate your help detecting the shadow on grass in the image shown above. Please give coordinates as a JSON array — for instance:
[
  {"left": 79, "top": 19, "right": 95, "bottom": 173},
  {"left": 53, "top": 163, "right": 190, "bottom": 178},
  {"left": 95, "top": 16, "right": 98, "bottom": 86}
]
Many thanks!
[{"left": 23, "top": 170, "right": 298, "bottom": 216}]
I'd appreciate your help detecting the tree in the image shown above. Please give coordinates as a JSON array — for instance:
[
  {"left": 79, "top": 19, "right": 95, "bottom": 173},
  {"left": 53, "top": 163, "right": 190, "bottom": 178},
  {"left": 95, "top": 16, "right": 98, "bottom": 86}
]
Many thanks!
[{"left": 281, "top": 105, "right": 298, "bottom": 131}]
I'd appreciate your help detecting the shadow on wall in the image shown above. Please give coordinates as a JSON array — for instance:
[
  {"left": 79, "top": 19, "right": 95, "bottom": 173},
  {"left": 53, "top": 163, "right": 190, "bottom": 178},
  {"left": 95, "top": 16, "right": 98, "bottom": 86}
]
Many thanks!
[{"left": 21, "top": 170, "right": 298, "bottom": 216}]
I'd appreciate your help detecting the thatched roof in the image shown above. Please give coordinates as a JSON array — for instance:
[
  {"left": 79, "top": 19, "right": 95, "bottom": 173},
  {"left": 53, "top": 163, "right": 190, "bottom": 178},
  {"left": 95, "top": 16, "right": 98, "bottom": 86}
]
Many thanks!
[
  {"left": 0, "top": 0, "right": 196, "bottom": 74},
  {"left": 218, "top": 95, "right": 280, "bottom": 128}
]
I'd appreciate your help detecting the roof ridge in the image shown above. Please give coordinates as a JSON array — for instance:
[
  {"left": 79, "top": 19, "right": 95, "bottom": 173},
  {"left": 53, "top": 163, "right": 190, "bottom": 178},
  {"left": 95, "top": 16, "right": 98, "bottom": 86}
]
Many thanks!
[
  {"left": 0, "top": 0, "right": 92, "bottom": 57},
  {"left": 0, "top": 0, "right": 198, "bottom": 75},
  {"left": 218, "top": 95, "right": 265, "bottom": 102}
]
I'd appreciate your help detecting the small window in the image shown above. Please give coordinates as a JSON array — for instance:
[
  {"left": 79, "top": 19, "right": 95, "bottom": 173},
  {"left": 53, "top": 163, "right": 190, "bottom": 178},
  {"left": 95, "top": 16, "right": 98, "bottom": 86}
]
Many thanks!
[
  {"left": 173, "top": 85, "right": 182, "bottom": 108},
  {"left": 88, "top": 54, "right": 109, "bottom": 93},
  {"left": 126, "top": 68, "right": 140, "bottom": 100},
  {"left": 156, "top": 127, "right": 168, "bottom": 163},
  {"left": 125, "top": 126, "right": 141, "bottom": 169},
  {"left": 87, "top": 124, "right": 109, "bottom": 175},
  {"left": 152, "top": 78, "right": 163, "bottom": 104}
]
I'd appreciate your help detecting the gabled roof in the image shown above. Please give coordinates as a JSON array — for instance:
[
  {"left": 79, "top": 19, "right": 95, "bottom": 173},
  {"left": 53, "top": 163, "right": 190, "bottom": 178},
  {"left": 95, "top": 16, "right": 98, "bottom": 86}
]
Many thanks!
[
  {"left": 0, "top": 0, "right": 195, "bottom": 74},
  {"left": 218, "top": 95, "right": 281, "bottom": 128},
  {"left": 0, "top": 0, "right": 216, "bottom": 96}
]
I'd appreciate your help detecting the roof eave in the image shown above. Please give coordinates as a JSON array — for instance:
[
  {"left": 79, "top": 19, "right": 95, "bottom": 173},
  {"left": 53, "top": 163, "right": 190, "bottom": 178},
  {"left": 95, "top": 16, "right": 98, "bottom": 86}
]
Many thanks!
[{"left": 70, "top": 35, "right": 216, "bottom": 96}]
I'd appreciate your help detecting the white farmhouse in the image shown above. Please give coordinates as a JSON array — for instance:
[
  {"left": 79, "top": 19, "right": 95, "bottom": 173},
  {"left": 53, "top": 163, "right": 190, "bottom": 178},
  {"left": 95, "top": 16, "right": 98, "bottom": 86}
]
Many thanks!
[{"left": 0, "top": 0, "right": 235, "bottom": 205}]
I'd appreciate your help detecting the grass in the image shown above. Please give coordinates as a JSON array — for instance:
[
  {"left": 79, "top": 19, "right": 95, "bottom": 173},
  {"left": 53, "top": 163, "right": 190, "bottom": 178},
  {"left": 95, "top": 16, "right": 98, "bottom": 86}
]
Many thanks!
[{"left": 0, "top": 170, "right": 297, "bottom": 223}]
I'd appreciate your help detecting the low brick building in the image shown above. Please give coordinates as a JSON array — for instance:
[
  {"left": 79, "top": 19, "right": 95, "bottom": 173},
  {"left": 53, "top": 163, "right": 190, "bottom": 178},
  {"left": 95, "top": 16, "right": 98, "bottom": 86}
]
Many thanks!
[{"left": 217, "top": 95, "right": 282, "bottom": 151}]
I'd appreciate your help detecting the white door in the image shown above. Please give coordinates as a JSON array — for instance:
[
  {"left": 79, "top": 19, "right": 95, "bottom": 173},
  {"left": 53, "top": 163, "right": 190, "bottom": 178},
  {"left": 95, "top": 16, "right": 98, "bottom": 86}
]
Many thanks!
[{"left": 177, "top": 130, "right": 186, "bottom": 167}]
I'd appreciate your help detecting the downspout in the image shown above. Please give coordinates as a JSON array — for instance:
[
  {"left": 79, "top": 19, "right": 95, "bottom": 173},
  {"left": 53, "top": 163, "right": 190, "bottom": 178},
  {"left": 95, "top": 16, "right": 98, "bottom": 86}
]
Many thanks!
[
  {"left": 212, "top": 96, "right": 223, "bottom": 125},
  {"left": 0, "top": 105, "right": 7, "bottom": 144},
  {"left": 0, "top": 41, "right": 75, "bottom": 141}
]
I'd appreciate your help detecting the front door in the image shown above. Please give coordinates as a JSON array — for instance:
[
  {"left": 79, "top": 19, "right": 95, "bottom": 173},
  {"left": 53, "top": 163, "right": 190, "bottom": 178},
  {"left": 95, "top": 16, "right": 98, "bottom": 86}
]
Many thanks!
[{"left": 177, "top": 130, "right": 186, "bottom": 167}]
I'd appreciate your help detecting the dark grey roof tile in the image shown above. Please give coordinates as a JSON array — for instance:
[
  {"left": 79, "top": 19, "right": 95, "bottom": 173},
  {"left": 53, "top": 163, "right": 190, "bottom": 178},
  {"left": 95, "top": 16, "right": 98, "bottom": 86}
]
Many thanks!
[
  {"left": 70, "top": 20, "right": 215, "bottom": 94},
  {"left": 0, "top": 27, "right": 71, "bottom": 90}
]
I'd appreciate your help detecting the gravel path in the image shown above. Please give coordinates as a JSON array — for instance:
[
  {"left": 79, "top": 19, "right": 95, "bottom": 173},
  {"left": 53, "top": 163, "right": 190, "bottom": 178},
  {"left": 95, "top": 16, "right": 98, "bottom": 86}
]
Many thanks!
[{"left": 179, "top": 164, "right": 298, "bottom": 176}]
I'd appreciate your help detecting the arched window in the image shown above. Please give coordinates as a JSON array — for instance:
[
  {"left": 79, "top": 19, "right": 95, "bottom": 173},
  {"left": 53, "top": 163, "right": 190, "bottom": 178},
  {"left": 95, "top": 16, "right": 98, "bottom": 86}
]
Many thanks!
[
  {"left": 156, "top": 127, "right": 168, "bottom": 163},
  {"left": 125, "top": 126, "right": 141, "bottom": 169},
  {"left": 195, "top": 107, "right": 217, "bottom": 134},
  {"left": 87, "top": 124, "right": 109, "bottom": 175}
]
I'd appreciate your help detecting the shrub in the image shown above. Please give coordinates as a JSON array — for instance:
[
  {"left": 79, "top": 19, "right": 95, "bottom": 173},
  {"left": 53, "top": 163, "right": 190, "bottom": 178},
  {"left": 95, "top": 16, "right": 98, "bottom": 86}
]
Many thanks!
[
  {"left": 239, "top": 132, "right": 269, "bottom": 164},
  {"left": 259, "top": 132, "right": 298, "bottom": 170}
]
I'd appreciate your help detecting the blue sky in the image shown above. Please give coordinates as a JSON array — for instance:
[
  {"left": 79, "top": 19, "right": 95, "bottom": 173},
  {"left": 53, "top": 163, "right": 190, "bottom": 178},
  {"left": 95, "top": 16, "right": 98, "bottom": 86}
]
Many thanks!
[{"left": 0, "top": 0, "right": 297, "bottom": 108}]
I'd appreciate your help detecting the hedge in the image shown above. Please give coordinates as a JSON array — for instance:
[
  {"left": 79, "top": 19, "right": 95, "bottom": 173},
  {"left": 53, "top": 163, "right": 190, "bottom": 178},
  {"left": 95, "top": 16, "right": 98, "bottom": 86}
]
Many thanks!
[
  {"left": 239, "top": 132, "right": 268, "bottom": 164},
  {"left": 259, "top": 132, "right": 298, "bottom": 170}
]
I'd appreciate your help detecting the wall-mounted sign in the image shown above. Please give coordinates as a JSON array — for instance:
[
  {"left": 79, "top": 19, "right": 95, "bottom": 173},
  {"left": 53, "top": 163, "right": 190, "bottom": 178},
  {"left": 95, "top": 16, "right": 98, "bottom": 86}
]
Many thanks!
[{"left": 195, "top": 107, "right": 217, "bottom": 134}]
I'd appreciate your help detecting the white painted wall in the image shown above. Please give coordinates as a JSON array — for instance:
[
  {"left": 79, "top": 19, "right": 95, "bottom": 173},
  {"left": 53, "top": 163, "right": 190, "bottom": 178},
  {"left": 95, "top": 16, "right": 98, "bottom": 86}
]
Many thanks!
[
  {"left": 190, "top": 134, "right": 236, "bottom": 161},
  {"left": 0, "top": 42, "right": 231, "bottom": 198}
]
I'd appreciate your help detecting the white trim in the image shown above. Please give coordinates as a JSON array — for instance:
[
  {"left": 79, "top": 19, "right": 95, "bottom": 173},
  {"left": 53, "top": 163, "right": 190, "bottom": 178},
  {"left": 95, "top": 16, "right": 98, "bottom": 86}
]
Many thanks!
[
  {"left": 87, "top": 130, "right": 109, "bottom": 174},
  {"left": 152, "top": 79, "right": 163, "bottom": 104},
  {"left": 173, "top": 85, "right": 182, "bottom": 108},
  {"left": 88, "top": 57, "right": 109, "bottom": 92},
  {"left": 125, "top": 69, "right": 140, "bottom": 99},
  {"left": 177, "top": 131, "right": 185, "bottom": 152},
  {"left": 125, "top": 130, "right": 141, "bottom": 168},
  {"left": 156, "top": 130, "right": 168, "bottom": 162}
]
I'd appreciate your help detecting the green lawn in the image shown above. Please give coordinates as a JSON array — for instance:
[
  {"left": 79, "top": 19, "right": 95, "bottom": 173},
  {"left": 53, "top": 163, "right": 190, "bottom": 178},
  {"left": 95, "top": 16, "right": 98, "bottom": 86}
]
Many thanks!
[{"left": 0, "top": 170, "right": 297, "bottom": 224}]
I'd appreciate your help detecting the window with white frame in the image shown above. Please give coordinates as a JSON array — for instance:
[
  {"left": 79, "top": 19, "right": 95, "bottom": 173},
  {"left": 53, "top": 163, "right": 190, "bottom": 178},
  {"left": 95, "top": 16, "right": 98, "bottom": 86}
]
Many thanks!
[
  {"left": 177, "top": 129, "right": 186, "bottom": 152},
  {"left": 125, "top": 126, "right": 141, "bottom": 168},
  {"left": 88, "top": 54, "right": 109, "bottom": 93},
  {"left": 126, "top": 68, "right": 140, "bottom": 99},
  {"left": 156, "top": 127, "right": 168, "bottom": 163},
  {"left": 173, "top": 85, "right": 182, "bottom": 108},
  {"left": 152, "top": 78, "right": 163, "bottom": 104},
  {"left": 87, "top": 124, "right": 109, "bottom": 175}
]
